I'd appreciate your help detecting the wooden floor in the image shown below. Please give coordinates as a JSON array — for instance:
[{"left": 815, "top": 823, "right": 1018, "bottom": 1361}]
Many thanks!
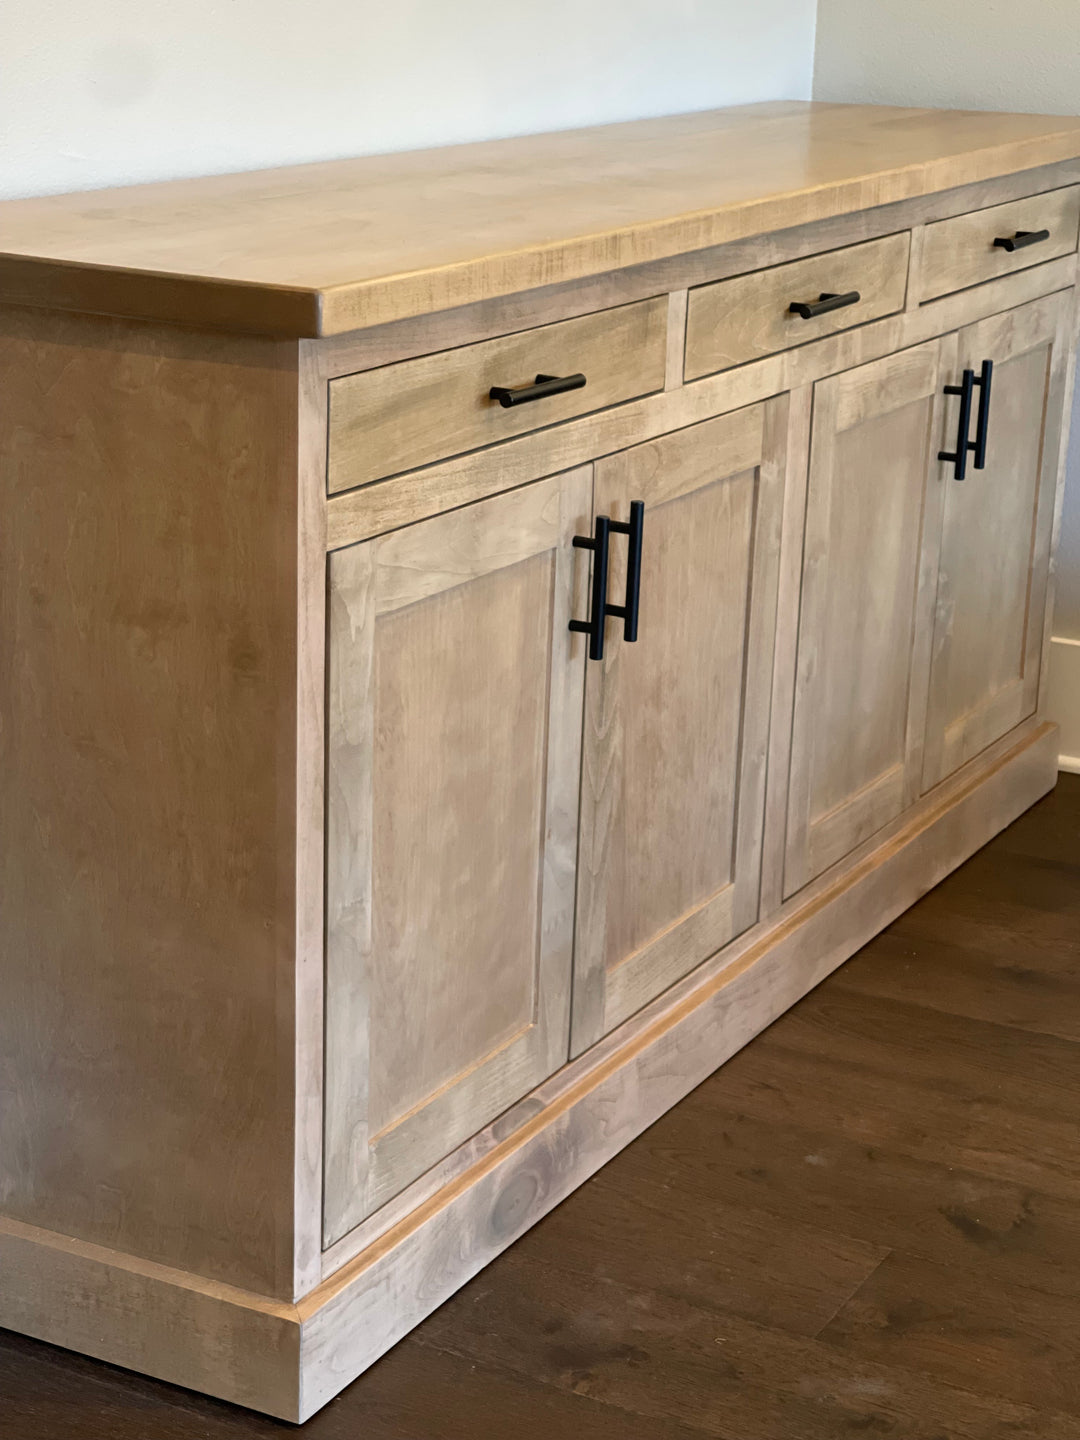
[{"left": 4, "top": 773, "right": 1079, "bottom": 1439}]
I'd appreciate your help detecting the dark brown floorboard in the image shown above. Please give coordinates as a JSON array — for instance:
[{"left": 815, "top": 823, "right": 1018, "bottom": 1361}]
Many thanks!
[{"left": 3, "top": 772, "right": 1078, "bottom": 1439}]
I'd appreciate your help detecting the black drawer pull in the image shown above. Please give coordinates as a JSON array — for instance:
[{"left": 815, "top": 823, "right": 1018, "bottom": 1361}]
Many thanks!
[
  {"left": 993, "top": 229, "right": 1050, "bottom": 252},
  {"left": 489, "top": 372, "right": 586, "bottom": 408},
  {"left": 972, "top": 359, "right": 993, "bottom": 470},
  {"left": 939, "top": 369, "right": 975, "bottom": 481},
  {"left": 788, "top": 290, "right": 861, "bottom": 320}
]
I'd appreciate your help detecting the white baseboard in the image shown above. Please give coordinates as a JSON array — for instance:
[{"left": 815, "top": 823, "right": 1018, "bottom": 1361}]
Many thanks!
[{"left": 1045, "top": 636, "right": 1080, "bottom": 771}]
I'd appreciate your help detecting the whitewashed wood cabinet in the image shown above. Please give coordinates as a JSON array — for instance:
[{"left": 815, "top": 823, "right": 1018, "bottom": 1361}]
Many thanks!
[
  {"left": 922, "top": 293, "right": 1072, "bottom": 788},
  {"left": 571, "top": 401, "right": 789, "bottom": 1054},
  {"left": 1, "top": 103, "right": 1078, "bottom": 1421},
  {"left": 323, "top": 469, "right": 590, "bottom": 1244},
  {"left": 784, "top": 338, "right": 951, "bottom": 895}
]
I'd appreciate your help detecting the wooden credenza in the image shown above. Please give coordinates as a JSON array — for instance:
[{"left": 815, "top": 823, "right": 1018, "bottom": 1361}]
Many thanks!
[{"left": 1, "top": 102, "right": 1078, "bottom": 1421}]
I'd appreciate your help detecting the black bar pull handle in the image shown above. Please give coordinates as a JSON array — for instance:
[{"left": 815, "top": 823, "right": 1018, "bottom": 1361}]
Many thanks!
[
  {"left": 939, "top": 369, "right": 975, "bottom": 481},
  {"left": 569, "top": 515, "right": 611, "bottom": 661},
  {"left": 606, "top": 501, "right": 644, "bottom": 643},
  {"left": 490, "top": 372, "right": 586, "bottom": 408},
  {"left": 972, "top": 359, "right": 993, "bottom": 470},
  {"left": 569, "top": 502, "right": 645, "bottom": 659},
  {"left": 993, "top": 229, "right": 1050, "bottom": 253},
  {"left": 788, "top": 290, "right": 861, "bottom": 320}
]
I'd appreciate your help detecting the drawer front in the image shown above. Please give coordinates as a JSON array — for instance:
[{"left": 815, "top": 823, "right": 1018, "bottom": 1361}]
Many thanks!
[
  {"left": 917, "top": 187, "right": 1080, "bottom": 303},
  {"left": 684, "top": 232, "right": 910, "bottom": 381},
  {"left": 327, "top": 297, "right": 668, "bottom": 494}
]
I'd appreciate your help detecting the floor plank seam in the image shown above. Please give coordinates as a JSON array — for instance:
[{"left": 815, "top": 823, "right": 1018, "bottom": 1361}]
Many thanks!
[{"left": 808, "top": 1247, "right": 896, "bottom": 1341}]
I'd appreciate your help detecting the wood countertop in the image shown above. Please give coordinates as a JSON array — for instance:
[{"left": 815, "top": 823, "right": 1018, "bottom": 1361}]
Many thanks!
[{"left": 3, "top": 101, "right": 1080, "bottom": 338}]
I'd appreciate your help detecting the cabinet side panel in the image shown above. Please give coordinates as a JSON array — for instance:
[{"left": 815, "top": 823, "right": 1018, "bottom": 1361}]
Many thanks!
[{"left": 0, "top": 307, "right": 300, "bottom": 1297}]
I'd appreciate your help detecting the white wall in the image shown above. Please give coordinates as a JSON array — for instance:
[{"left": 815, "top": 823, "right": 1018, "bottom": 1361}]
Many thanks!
[
  {"left": 812, "top": 2, "right": 1080, "bottom": 117},
  {"left": 813, "top": 0, "right": 1080, "bottom": 642},
  {"left": 0, "top": 0, "right": 817, "bottom": 202}
]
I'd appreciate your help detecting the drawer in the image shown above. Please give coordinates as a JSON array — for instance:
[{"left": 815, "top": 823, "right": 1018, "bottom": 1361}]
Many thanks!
[
  {"left": 327, "top": 297, "right": 668, "bottom": 494},
  {"left": 916, "top": 187, "right": 1080, "bottom": 303},
  {"left": 684, "top": 232, "right": 910, "bottom": 381}
]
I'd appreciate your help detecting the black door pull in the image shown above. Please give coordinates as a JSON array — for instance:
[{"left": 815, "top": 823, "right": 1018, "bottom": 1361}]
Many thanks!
[
  {"left": 972, "top": 359, "right": 993, "bottom": 470},
  {"left": 939, "top": 369, "right": 975, "bottom": 481},
  {"left": 606, "top": 501, "right": 644, "bottom": 643},
  {"left": 490, "top": 372, "right": 586, "bottom": 408},
  {"left": 569, "top": 515, "right": 611, "bottom": 661},
  {"left": 993, "top": 229, "right": 1050, "bottom": 252},
  {"left": 788, "top": 290, "right": 861, "bottom": 319},
  {"left": 569, "top": 502, "right": 645, "bottom": 661}
]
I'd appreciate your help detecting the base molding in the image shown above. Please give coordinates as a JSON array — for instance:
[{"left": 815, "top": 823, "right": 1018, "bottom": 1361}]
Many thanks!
[
  {"left": 0, "top": 1212, "right": 302, "bottom": 1417},
  {"left": 0, "top": 721, "right": 1059, "bottom": 1423}
]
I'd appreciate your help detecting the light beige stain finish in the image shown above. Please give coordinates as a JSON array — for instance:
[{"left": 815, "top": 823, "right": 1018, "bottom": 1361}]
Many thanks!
[
  {"left": 923, "top": 291, "right": 1072, "bottom": 789},
  {"left": 323, "top": 467, "right": 590, "bottom": 1244},
  {"left": 572, "top": 401, "right": 787, "bottom": 1053},
  {"left": 0, "top": 306, "right": 301, "bottom": 1299},
  {"left": 684, "top": 232, "right": 910, "bottom": 379},
  {"left": 325, "top": 255, "right": 1077, "bottom": 552},
  {"left": 785, "top": 339, "right": 949, "bottom": 897},
  {"left": 327, "top": 297, "right": 667, "bottom": 494},
  {"left": 3, "top": 104, "right": 1080, "bottom": 333},
  {"left": 917, "top": 186, "right": 1080, "bottom": 302},
  {"left": 1, "top": 103, "right": 1078, "bottom": 1425}
]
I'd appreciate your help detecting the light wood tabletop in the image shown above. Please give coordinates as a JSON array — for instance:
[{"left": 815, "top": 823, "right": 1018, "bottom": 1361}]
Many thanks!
[{"left": 3, "top": 101, "right": 1080, "bottom": 335}]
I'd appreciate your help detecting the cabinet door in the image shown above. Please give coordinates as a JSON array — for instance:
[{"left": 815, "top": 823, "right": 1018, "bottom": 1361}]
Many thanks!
[
  {"left": 922, "top": 291, "right": 1071, "bottom": 791},
  {"left": 785, "top": 340, "right": 948, "bottom": 897},
  {"left": 323, "top": 467, "right": 590, "bottom": 1245},
  {"left": 571, "top": 400, "right": 788, "bottom": 1055}
]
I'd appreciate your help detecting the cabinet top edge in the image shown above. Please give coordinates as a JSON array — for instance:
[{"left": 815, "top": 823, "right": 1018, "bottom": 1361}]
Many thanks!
[{"left": 3, "top": 101, "right": 1080, "bottom": 339}]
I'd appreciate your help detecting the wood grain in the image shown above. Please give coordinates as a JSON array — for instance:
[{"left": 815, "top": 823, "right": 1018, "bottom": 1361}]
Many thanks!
[
  {"left": 0, "top": 305, "right": 302, "bottom": 1298},
  {"left": 327, "top": 297, "right": 667, "bottom": 493},
  {"left": 297, "top": 722, "right": 1058, "bottom": 1419},
  {"left": 759, "top": 384, "right": 814, "bottom": 918},
  {"left": 472, "top": 1158, "right": 889, "bottom": 1338},
  {"left": 2, "top": 101, "right": 1077, "bottom": 1425},
  {"left": 322, "top": 468, "right": 590, "bottom": 1244},
  {"left": 923, "top": 290, "right": 1071, "bottom": 789},
  {"left": 415, "top": 1240, "right": 1080, "bottom": 1440},
  {"left": 292, "top": 341, "right": 330, "bottom": 1297},
  {"left": 309, "top": 161, "right": 1080, "bottom": 381},
  {"left": 3, "top": 772, "right": 1077, "bottom": 1436},
  {"left": 718, "top": 985, "right": 1080, "bottom": 1204},
  {"left": 819, "top": 1250, "right": 1080, "bottom": 1414},
  {"left": 916, "top": 184, "right": 1080, "bottom": 302},
  {"left": 572, "top": 400, "right": 786, "bottom": 1051},
  {"left": 0, "top": 725, "right": 1062, "bottom": 1421},
  {"left": 784, "top": 339, "right": 947, "bottom": 895},
  {"left": 612, "top": 1097, "right": 1080, "bottom": 1303},
  {"left": 684, "top": 231, "right": 909, "bottom": 379},
  {"left": 0, "top": 1215, "right": 302, "bottom": 1419},
  {"left": 3, "top": 104, "right": 1080, "bottom": 334},
  {"left": 325, "top": 255, "right": 1076, "bottom": 549}
]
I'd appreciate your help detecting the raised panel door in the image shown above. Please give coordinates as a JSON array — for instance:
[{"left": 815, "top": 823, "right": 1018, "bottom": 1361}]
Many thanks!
[
  {"left": 785, "top": 339, "right": 949, "bottom": 895},
  {"left": 572, "top": 399, "right": 789, "bottom": 1053},
  {"left": 922, "top": 291, "right": 1072, "bottom": 789},
  {"left": 323, "top": 467, "right": 590, "bottom": 1244}
]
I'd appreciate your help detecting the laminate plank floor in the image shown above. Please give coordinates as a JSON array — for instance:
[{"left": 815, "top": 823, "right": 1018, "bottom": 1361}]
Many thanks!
[{"left": 3, "top": 773, "right": 1078, "bottom": 1439}]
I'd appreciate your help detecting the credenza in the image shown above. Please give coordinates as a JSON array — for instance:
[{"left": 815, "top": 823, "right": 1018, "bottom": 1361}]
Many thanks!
[{"left": 1, "top": 101, "right": 1078, "bottom": 1420}]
